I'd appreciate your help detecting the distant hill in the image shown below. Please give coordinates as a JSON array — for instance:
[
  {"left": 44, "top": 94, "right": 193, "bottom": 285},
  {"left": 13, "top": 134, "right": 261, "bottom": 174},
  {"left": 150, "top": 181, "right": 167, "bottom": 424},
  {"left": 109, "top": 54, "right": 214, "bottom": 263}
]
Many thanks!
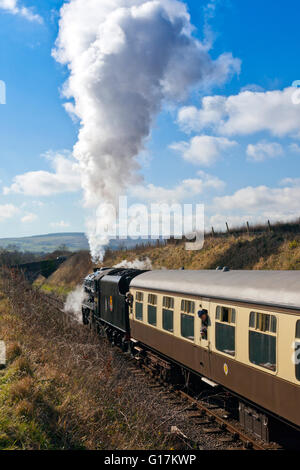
[
  {"left": 0, "top": 232, "right": 157, "bottom": 254},
  {"left": 0, "top": 233, "right": 89, "bottom": 253}
]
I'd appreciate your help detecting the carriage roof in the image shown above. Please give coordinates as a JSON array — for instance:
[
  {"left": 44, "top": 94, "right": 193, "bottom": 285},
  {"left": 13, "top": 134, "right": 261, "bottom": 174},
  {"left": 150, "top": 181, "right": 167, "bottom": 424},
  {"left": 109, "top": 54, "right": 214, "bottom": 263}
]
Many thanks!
[{"left": 130, "top": 270, "right": 300, "bottom": 311}]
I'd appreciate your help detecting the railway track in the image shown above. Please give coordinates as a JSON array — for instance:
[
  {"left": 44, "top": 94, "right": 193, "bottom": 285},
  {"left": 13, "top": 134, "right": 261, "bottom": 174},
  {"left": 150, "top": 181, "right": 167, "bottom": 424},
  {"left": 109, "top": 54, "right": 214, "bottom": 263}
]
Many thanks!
[
  {"left": 120, "top": 351, "right": 282, "bottom": 451},
  {"left": 39, "top": 291, "right": 65, "bottom": 312},
  {"left": 176, "top": 389, "right": 279, "bottom": 450}
]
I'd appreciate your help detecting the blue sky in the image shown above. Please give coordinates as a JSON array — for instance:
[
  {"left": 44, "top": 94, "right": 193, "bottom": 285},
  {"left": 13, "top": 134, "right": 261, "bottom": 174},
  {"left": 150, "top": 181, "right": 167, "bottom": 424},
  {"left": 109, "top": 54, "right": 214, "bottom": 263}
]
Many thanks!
[{"left": 1, "top": 0, "right": 300, "bottom": 239}]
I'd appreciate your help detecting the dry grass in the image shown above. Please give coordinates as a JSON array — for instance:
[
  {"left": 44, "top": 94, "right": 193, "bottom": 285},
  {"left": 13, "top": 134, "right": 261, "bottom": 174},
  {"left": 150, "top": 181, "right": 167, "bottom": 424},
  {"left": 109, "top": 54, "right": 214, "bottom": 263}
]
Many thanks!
[
  {"left": 6, "top": 343, "right": 22, "bottom": 363},
  {"left": 13, "top": 356, "right": 33, "bottom": 376},
  {"left": 0, "top": 269, "right": 173, "bottom": 450},
  {"left": 15, "top": 399, "right": 35, "bottom": 418},
  {"left": 46, "top": 251, "right": 95, "bottom": 291},
  {"left": 103, "top": 232, "right": 300, "bottom": 271},
  {"left": 10, "top": 377, "right": 34, "bottom": 401}
]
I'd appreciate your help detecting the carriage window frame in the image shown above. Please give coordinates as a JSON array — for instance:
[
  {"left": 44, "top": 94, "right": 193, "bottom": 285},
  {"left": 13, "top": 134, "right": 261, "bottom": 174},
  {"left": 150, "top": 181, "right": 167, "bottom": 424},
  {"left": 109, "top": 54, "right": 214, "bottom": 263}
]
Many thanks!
[
  {"left": 180, "top": 313, "right": 194, "bottom": 341},
  {"left": 162, "top": 309, "right": 174, "bottom": 333},
  {"left": 181, "top": 299, "right": 195, "bottom": 314},
  {"left": 249, "top": 311, "right": 277, "bottom": 333},
  {"left": 148, "top": 294, "right": 157, "bottom": 305},
  {"left": 215, "top": 306, "right": 236, "bottom": 357},
  {"left": 162, "top": 296, "right": 174, "bottom": 333},
  {"left": 216, "top": 306, "right": 236, "bottom": 324},
  {"left": 147, "top": 305, "right": 157, "bottom": 326},
  {"left": 135, "top": 302, "right": 143, "bottom": 321},
  {"left": 248, "top": 312, "right": 277, "bottom": 372},
  {"left": 136, "top": 291, "right": 144, "bottom": 302},
  {"left": 146, "top": 293, "right": 157, "bottom": 326},
  {"left": 163, "top": 296, "right": 174, "bottom": 309}
]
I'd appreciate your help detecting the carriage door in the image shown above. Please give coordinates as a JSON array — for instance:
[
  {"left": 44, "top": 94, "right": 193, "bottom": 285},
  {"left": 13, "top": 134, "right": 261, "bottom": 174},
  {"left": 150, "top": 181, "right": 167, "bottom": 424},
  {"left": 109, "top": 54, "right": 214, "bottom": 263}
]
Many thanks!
[{"left": 197, "top": 299, "right": 211, "bottom": 377}]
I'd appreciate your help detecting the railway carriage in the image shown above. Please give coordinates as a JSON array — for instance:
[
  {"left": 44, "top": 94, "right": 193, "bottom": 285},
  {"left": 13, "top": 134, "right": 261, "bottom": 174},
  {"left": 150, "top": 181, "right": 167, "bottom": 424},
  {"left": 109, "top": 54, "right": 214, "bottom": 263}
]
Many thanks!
[
  {"left": 129, "top": 270, "right": 300, "bottom": 440},
  {"left": 82, "top": 268, "right": 300, "bottom": 442}
]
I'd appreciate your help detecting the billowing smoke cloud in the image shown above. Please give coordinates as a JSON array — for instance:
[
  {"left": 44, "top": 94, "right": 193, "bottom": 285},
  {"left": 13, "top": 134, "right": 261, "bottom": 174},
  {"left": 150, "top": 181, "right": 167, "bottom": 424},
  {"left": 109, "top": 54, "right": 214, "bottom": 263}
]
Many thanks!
[
  {"left": 53, "top": 0, "right": 240, "bottom": 260},
  {"left": 113, "top": 257, "right": 153, "bottom": 270},
  {"left": 64, "top": 286, "right": 87, "bottom": 322}
]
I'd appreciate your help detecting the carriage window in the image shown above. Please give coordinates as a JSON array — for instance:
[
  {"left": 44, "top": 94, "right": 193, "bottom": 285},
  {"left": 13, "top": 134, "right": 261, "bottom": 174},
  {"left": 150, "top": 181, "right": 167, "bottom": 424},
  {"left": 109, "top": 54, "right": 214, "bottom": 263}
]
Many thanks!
[
  {"left": 136, "top": 291, "right": 144, "bottom": 302},
  {"left": 215, "top": 306, "right": 236, "bottom": 356},
  {"left": 148, "top": 305, "right": 157, "bottom": 326},
  {"left": 163, "top": 309, "right": 174, "bottom": 333},
  {"left": 249, "top": 311, "right": 276, "bottom": 333},
  {"left": 181, "top": 314, "right": 194, "bottom": 341},
  {"left": 163, "top": 296, "right": 174, "bottom": 309},
  {"left": 147, "top": 294, "right": 157, "bottom": 326},
  {"left": 216, "top": 306, "right": 236, "bottom": 324},
  {"left": 249, "top": 312, "right": 277, "bottom": 371},
  {"left": 148, "top": 294, "right": 157, "bottom": 305},
  {"left": 295, "top": 321, "right": 300, "bottom": 381},
  {"left": 181, "top": 300, "right": 195, "bottom": 314},
  {"left": 135, "top": 302, "right": 143, "bottom": 321}
]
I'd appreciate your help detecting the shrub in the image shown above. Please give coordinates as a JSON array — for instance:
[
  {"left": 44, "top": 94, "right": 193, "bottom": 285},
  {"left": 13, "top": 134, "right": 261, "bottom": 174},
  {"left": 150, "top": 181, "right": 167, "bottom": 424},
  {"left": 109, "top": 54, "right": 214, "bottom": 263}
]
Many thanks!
[
  {"left": 15, "top": 399, "right": 34, "bottom": 418},
  {"left": 10, "top": 376, "right": 33, "bottom": 401},
  {"left": 14, "top": 356, "right": 33, "bottom": 376},
  {"left": 7, "top": 342, "right": 22, "bottom": 362}
]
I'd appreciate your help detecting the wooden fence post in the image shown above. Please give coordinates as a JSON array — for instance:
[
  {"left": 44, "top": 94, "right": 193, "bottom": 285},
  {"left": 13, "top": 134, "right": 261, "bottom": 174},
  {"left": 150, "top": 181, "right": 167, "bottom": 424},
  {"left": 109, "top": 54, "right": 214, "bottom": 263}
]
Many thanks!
[
  {"left": 268, "top": 220, "right": 272, "bottom": 232},
  {"left": 226, "top": 222, "right": 230, "bottom": 234}
]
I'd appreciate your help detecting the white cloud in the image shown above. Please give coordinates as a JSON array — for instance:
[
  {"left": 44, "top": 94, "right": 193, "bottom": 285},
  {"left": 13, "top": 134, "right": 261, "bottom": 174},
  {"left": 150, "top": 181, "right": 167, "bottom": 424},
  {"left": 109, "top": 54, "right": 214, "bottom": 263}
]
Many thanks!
[
  {"left": 208, "top": 181, "right": 300, "bottom": 230},
  {"left": 0, "top": 0, "right": 42, "bottom": 23},
  {"left": 178, "top": 87, "right": 300, "bottom": 137},
  {"left": 213, "top": 184, "right": 300, "bottom": 215},
  {"left": 4, "top": 151, "right": 82, "bottom": 197},
  {"left": 0, "top": 204, "right": 19, "bottom": 221},
  {"left": 246, "top": 141, "right": 283, "bottom": 162},
  {"left": 21, "top": 213, "right": 37, "bottom": 223},
  {"left": 170, "top": 135, "right": 237, "bottom": 166},
  {"left": 130, "top": 171, "right": 224, "bottom": 203},
  {"left": 177, "top": 96, "right": 226, "bottom": 134},
  {"left": 50, "top": 221, "right": 70, "bottom": 229}
]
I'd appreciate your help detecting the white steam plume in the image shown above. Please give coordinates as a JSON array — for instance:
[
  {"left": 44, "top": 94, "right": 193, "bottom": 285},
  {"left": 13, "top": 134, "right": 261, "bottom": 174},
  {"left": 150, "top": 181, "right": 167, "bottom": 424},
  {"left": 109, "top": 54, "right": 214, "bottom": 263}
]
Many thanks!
[
  {"left": 64, "top": 286, "right": 87, "bottom": 322},
  {"left": 53, "top": 0, "right": 240, "bottom": 261},
  {"left": 113, "top": 257, "right": 153, "bottom": 270}
]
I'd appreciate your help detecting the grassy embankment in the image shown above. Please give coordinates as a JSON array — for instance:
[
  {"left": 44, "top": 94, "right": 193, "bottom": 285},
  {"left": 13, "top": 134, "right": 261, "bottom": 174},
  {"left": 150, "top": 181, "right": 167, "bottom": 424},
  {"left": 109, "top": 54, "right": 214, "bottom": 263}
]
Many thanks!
[
  {"left": 0, "top": 270, "right": 171, "bottom": 450},
  {"left": 38, "top": 231, "right": 300, "bottom": 297}
]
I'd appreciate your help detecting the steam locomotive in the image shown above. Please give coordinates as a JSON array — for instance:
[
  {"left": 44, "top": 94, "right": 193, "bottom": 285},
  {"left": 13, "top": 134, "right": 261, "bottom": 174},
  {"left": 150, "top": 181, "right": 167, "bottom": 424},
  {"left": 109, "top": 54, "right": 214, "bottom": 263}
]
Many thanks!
[{"left": 82, "top": 267, "right": 300, "bottom": 443}]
